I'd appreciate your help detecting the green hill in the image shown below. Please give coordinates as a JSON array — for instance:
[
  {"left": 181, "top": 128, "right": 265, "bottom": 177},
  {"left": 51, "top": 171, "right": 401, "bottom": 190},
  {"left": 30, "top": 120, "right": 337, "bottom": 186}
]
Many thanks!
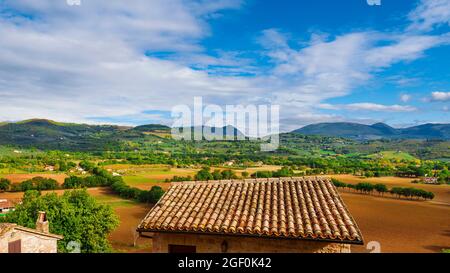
[{"left": 293, "top": 122, "right": 450, "bottom": 140}]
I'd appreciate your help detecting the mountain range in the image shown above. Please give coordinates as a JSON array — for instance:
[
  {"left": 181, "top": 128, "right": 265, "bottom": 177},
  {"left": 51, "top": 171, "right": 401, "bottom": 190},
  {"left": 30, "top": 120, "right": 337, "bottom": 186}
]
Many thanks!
[
  {"left": 0, "top": 119, "right": 449, "bottom": 150},
  {"left": 293, "top": 122, "right": 450, "bottom": 140}
]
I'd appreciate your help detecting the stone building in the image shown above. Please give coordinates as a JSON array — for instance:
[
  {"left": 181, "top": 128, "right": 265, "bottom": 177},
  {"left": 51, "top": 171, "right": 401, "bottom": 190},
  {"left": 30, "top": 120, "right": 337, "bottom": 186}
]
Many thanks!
[
  {"left": 0, "top": 199, "right": 16, "bottom": 214},
  {"left": 0, "top": 212, "right": 63, "bottom": 253},
  {"left": 137, "top": 177, "right": 363, "bottom": 253}
]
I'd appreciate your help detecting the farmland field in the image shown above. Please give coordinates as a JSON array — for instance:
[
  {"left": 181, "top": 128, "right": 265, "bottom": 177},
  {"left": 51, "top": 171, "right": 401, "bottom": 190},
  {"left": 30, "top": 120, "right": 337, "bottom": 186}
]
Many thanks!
[
  {"left": 368, "top": 151, "right": 417, "bottom": 161},
  {"left": 342, "top": 192, "right": 450, "bottom": 253},
  {"left": 330, "top": 174, "right": 450, "bottom": 204},
  {"left": 1, "top": 172, "right": 448, "bottom": 253},
  {"left": 1, "top": 173, "right": 68, "bottom": 184},
  {"left": 104, "top": 164, "right": 284, "bottom": 190}
]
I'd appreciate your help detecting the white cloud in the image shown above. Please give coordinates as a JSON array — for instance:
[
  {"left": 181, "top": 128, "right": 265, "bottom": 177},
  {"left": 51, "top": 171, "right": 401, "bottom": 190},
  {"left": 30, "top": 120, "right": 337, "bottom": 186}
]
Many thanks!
[
  {"left": 400, "top": 94, "right": 412, "bottom": 102},
  {"left": 343, "top": 103, "right": 417, "bottom": 112},
  {"left": 430, "top": 91, "right": 450, "bottom": 101},
  {"left": 0, "top": 0, "right": 448, "bottom": 127},
  {"left": 408, "top": 0, "right": 450, "bottom": 31}
]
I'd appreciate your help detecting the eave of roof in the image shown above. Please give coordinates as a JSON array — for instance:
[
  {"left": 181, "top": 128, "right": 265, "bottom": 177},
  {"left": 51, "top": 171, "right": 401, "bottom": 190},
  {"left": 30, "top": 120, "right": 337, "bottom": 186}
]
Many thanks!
[{"left": 137, "top": 229, "right": 364, "bottom": 245}]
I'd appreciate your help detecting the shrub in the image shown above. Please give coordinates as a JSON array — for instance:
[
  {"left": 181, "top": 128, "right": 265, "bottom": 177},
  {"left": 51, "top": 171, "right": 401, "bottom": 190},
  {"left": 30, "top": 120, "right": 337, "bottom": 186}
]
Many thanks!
[
  {"left": 0, "top": 178, "right": 11, "bottom": 191},
  {"left": 331, "top": 178, "right": 346, "bottom": 188}
]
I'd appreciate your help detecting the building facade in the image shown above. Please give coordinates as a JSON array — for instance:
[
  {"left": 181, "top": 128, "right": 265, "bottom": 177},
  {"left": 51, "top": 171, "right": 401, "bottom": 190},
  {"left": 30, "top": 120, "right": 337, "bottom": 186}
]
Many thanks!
[{"left": 0, "top": 212, "right": 63, "bottom": 253}]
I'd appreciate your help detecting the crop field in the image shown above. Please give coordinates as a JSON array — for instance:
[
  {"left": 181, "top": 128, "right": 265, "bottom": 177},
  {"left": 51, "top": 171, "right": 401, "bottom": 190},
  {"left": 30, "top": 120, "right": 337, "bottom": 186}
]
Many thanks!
[
  {"left": 331, "top": 174, "right": 450, "bottom": 204},
  {"left": 368, "top": 151, "right": 418, "bottom": 161},
  {"left": 104, "top": 164, "right": 284, "bottom": 190},
  {"left": 1, "top": 169, "right": 448, "bottom": 253},
  {"left": 342, "top": 192, "right": 449, "bottom": 253},
  {"left": 1, "top": 173, "right": 68, "bottom": 184}
]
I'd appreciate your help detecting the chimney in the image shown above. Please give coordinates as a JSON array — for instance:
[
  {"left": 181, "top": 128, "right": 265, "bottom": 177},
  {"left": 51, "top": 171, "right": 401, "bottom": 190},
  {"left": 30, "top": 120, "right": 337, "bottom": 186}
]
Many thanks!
[{"left": 36, "top": 211, "right": 49, "bottom": 233}]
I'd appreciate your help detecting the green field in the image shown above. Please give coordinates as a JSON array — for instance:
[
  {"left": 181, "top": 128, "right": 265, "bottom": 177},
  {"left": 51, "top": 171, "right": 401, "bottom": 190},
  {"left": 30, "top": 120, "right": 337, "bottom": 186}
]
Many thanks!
[
  {"left": 93, "top": 194, "right": 138, "bottom": 208},
  {"left": 369, "top": 151, "right": 417, "bottom": 161}
]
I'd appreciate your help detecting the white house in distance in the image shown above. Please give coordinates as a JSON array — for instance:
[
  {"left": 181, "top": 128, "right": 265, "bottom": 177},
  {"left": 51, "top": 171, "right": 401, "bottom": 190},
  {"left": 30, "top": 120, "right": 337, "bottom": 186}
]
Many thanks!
[
  {"left": 0, "top": 212, "right": 63, "bottom": 253},
  {"left": 0, "top": 199, "right": 16, "bottom": 214}
]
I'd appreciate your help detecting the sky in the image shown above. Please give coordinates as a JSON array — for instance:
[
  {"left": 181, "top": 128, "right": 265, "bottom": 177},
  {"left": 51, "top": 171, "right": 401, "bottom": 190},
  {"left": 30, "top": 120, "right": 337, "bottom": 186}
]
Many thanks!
[{"left": 0, "top": 0, "right": 449, "bottom": 131}]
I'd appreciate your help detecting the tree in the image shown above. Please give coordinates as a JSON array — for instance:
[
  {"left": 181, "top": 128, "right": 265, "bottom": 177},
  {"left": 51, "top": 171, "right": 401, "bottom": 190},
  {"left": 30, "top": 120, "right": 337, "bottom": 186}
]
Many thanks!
[
  {"left": 195, "top": 167, "right": 213, "bottom": 181},
  {"left": 331, "top": 178, "right": 346, "bottom": 189},
  {"left": 355, "top": 183, "right": 374, "bottom": 194},
  {"left": 148, "top": 186, "right": 165, "bottom": 203},
  {"left": 0, "top": 178, "right": 11, "bottom": 191},
  {"left": 212, "top": 170, "right": 223, "bottom": 180},
  {"left": 221, "top": 169, "right": 237, "bottom": 179},
  {"left": 1, "top": 189, "right": 119, "bottom": 253},
  {"left": 241, "top": 171, "right": 249, "bottom": 178},
  {"left": 374, "top": 183, "right": 388, "bottom": 196}
]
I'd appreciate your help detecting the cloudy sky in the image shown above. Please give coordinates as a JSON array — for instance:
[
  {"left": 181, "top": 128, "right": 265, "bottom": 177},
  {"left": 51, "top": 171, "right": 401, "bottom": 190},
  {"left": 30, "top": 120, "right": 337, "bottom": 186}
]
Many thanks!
[{"left": 0, "top": 0, "right": 449, "bottom": 131}]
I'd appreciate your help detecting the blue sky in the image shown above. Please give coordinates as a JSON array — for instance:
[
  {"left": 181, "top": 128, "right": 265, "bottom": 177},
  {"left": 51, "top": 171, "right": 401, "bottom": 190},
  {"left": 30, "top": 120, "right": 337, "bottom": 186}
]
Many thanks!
[{"left": 0, "top": 0, "right": 449, "bottom": 130}]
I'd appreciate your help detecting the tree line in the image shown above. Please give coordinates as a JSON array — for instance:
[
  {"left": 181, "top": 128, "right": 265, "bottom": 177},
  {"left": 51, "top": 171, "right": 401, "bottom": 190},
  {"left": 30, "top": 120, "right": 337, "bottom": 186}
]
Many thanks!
[
  {"left": 0, "top": 165, "right": 165, "bottom": 204},
  {"left": 331, "top": 178, "right": 435, "bottom": 200},
  {"left": 63, "top": 166, "right": 165, "bottom": 204},
  {"left": 0, "top": 177, "right": 58, "bottom": 192},
  {"left": 165, "top": 166, "right": 296, "bottom": 182}
]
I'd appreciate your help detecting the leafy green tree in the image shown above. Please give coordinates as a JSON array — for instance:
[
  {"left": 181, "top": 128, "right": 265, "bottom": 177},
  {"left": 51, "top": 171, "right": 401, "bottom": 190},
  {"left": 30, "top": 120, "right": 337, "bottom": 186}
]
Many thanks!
[
  {"left": 1, "top": 189, "right": 119, "bottom": 253},
  {"left": 374, "top": 183, "right": 388, "bottom": 196},
  {"left": 212, "top": 170, "right": 223, "bottom": 180},
  {"left": 0, "top": 178, "right": 11, "bottom": 191},
  {"left": 273, "top": 167, "right": 294, "bottom": 177},
  {"left": 331, "top": 178, "right": 346, "bottom": 188},
  {"left": 221, "top": 169, "right": 237, "bottom": 179},
  {"left": 241, "top": 171, "right": 249, "bottom": 178},
  {"left": 58, "top": 161, "right": 68, "bottom": 171},
  {"left": 18, "top": 180, "right": 34, "bottom": 191},
  {"left": 251, "top": 171, "right": 272, "bottom": 178},
  {"left": 148, "top": 186, "right": 165, "bottom": 203},
  {"left": 355, "top": 183, "right": 374, "bottom": 194},
  {"left": 195, "top": 167, "right": 214, "bottom": 181}
]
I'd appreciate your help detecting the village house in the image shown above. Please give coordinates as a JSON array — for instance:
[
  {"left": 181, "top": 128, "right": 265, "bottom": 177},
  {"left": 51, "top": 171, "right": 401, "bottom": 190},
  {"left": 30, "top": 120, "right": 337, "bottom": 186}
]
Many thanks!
[
  {"left": 44, "top": 165, "right": 55, "bottom": 172},
  {"left": 0, "top": 199, "right": 16, "bottom": 216},
  {"left": 422, "top": 177, "right": 439, "bottom": 185},
  {"left": 0, "top": 212, "right": 63, "bottom": 253},
  {"left": 0, "top": 199, "right": 16, "bottom": 215},
  {"left": 137, "top": 177, "right": 363, "bottom": 253}
]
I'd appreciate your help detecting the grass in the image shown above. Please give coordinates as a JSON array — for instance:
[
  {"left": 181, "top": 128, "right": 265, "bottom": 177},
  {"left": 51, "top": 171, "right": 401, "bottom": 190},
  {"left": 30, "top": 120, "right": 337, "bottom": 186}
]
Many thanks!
[
  {"left": 123, "top": 176, "right": 163, "bottom": 185},
  {"left": 93, "top": 194, "right": 138, "bottom": 208},
  {"left": 0, "top": 168, "right": 28, "bottom": 174},
  {"left": 369, "top": 151, "right": 417, "bottom": 161}
]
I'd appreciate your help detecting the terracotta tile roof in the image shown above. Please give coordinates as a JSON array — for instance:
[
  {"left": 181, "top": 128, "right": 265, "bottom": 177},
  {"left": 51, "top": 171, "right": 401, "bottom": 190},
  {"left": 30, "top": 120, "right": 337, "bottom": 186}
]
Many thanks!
[
  {"left": 0, "top": 199, "right": 17, "bottom": 209},
  {"left": 0, "top": 223, "right": 63, "bottom": 239},
  {"left": 137, "top": 177, "right": 363, "bottom": 244},
  {"left": 0, "top": 223, "right": 16, "bottom": 237}
]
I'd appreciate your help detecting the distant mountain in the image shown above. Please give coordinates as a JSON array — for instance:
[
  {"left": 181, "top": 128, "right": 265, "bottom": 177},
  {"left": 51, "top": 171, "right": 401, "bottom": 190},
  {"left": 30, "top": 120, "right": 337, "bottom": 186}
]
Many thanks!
[
  {"left": 293, "top": 122, "right": 450, "bottom": 140},
  {"left": 0, "top": 119, "right": 249, "bottom": 150},
  {"left": 0, "top": 119, "right": 139, "bottom": 150},
  {"left": 1, "top": 119, "right": 449, "bottom": 151},
  {"left": 133, "top": 124, "right": 171, "bottom": 132},
  {"left": 174, "top": 125, "right": 246, "bottom": 140}
]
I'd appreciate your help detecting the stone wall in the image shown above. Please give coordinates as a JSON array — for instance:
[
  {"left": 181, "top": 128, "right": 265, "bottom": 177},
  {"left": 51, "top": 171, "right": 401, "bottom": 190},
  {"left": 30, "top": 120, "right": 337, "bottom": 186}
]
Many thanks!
[
  {"left": 151, "top": 232, "right": 351, "bottom": 253},
  {"left": 0, "top": 229, "right": 58, "bottom": 253}
]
